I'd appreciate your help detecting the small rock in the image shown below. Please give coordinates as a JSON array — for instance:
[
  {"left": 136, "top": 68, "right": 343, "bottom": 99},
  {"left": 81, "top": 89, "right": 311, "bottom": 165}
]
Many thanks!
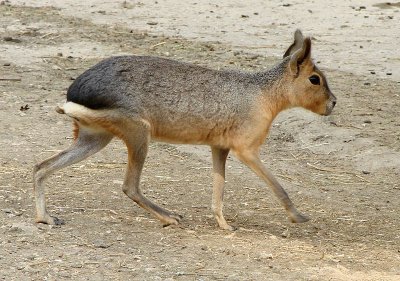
[
  {"left": 362, "top": 170, "right": 370, "bottom": 175},
  {"left": 3, "top": 62, "right": 11, "bottom": 66},
  {"left": 26, "top": 254, "right": 37, "bottom": 261},
  {"left": 20, "top": 104, "right": 30, "bottom": 111},
  {"left": 370, "top": 71, "right": 375, "bottom": 74},
  {"left": 147, "top": 22, "right": 158, "bottom": 26},
  {"left": 281, "top": 230, "right": 289, "bottom": 238},
  {"left": 4, "top": 36, "right": 21, "bottom": 43},
  {"left": 364, "top": 120, "right": 372, "bottom": 124},
  {"left": 204, "top": 44, "right": 215, "bottom": 51},
  {"left": 16, "top": 264, "right": 25, "bottom": 270},
  {"left": 9, "top": 222, "right": 38, "bottom": 235},
  {"left": 58, "top": 272, "right": 72, "bottom": 278},
  {"left": 93, "top": 239, "right": 111, "bottom": 248},
  {"left": 71, "top": 263, "right": 83, "bottom": 268},
  {"left": 259, "top": 252, "right": 273, "bottom": 259},
  {"left": 386, "top": 72, "right": 392, "bottom": 76},
  {"left": 248, "top": 54, "right": 260, "bottom": 60},
  {"left": 145, "top": 267, "right": 156, "bottom": 273}
]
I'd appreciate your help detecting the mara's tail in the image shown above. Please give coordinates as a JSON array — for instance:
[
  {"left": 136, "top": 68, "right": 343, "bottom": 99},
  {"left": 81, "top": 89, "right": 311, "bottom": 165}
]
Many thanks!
[
  {"left": 55, "top": 102, "right": 128, "bottom": 140},
  {"left": 55, "top": 102, "right": 118, "bottom": 123},
  {"left": 55, "top": 106, "right": 65, "bottom": 114}
]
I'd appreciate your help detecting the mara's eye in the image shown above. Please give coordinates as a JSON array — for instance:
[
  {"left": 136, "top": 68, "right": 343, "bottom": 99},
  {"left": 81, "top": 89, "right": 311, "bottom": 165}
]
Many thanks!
[{"left": 309, "top": 75, "right": 320, "bottom": 85}]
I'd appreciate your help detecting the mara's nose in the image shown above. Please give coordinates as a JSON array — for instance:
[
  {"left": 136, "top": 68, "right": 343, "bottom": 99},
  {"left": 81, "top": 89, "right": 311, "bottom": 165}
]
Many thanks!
[{"left": 332, "top": 99, "right": 337, "bottom": 108}]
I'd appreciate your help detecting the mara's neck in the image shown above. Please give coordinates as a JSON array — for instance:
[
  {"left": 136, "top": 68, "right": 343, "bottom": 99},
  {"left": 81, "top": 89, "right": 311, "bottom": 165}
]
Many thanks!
[
  {"left": 254, "top": 58, "right": 292, "bottom": 121},
  {"left": 254, "top": 56, "right": 289, "bottom": 86}
]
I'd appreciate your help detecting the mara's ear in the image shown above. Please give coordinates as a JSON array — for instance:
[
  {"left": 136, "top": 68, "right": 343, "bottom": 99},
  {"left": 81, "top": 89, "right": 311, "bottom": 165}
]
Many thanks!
[
  {"left": 283, "top": 29, "right": 304, "bottom": 58},
  {"left": 288, "top": 37, "right": 312, "bottom": 77}
]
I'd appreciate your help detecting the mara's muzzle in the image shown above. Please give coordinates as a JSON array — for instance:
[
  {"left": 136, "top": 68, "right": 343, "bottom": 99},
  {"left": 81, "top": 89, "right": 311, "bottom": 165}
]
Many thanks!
[{"left": 324, "top": 98, "right": 336, "bottom": 116}]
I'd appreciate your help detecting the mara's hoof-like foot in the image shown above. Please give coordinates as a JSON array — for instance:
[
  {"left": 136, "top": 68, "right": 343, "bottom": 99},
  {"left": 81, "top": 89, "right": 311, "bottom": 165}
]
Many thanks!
[
  {"left": 215, "top": 215, "right": 236, "bottom": 231},
  {"left": 217, "top": 221, "right": 237, "bottom": 231},
  {"left": 289, "top": 213, "right": 310, "bottom": 223},
  {"left": 161, "top": 213, "right": 183, "bottom": 227},
  {"left": 220, "top": 224, "right": 237, "bottom": 231},
  {"left": 36, "top": 215, "right": 65, "bottom": 226}
]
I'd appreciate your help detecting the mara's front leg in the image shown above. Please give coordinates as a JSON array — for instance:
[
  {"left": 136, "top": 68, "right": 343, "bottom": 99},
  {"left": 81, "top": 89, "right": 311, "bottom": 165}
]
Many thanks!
[
  {"left": 211, "top": 147, "right": 233, "bottom": 230},
  {"left": 234, "top": 148, "right": 309, "bottom": 224}
]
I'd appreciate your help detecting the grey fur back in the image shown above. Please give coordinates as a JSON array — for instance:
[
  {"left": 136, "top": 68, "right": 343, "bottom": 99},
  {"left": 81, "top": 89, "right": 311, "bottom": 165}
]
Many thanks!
[{"left": 68, "top": 56, "right": 287, "bottom": 112}]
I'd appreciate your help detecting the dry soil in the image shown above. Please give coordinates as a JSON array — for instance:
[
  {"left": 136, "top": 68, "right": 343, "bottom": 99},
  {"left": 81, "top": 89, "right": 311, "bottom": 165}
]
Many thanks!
[{"left": 0, "top": 1, "right": 399, "bottom": 281}]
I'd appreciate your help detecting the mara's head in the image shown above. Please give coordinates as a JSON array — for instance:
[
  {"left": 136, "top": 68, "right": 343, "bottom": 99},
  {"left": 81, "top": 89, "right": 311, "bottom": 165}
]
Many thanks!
[{"left": 283, "top": 29, "right": 336, "bottom": 116}]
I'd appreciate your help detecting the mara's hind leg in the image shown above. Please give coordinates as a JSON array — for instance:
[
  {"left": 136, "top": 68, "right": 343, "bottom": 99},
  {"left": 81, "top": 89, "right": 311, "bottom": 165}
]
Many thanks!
[
  {"left": 121, "top": 122, "right": 182, "bottom": 226},
  {"left": 33, "top": 126, "right": 113, "bottom": 225}
]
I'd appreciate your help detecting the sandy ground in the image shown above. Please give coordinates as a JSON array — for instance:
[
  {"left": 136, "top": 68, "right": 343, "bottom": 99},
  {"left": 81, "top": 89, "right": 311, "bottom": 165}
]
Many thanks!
[
  {"left": 11, "top": 0, "right": 400, "bottom": 82},
  {"left": 0, "top": 1, "right": 399, "bottom": 280}
]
